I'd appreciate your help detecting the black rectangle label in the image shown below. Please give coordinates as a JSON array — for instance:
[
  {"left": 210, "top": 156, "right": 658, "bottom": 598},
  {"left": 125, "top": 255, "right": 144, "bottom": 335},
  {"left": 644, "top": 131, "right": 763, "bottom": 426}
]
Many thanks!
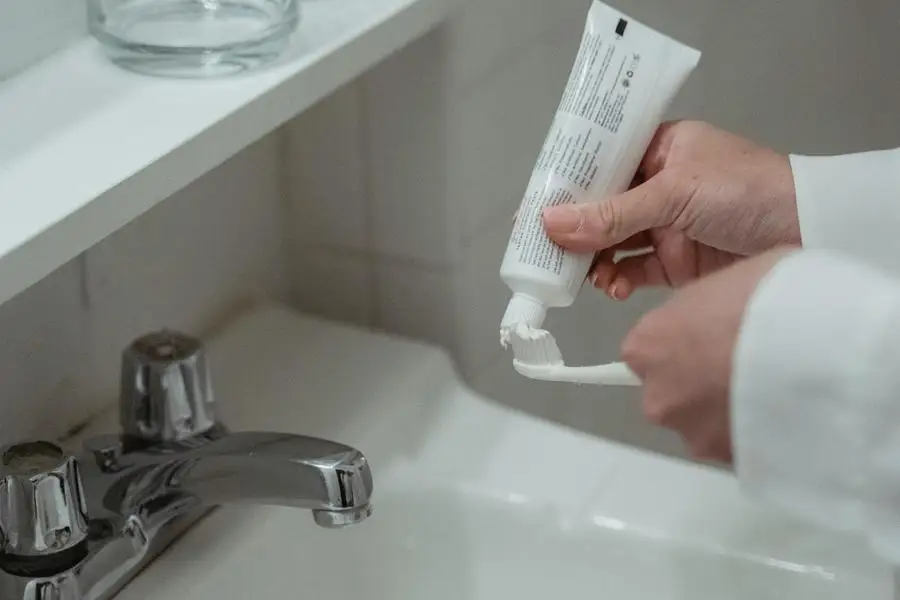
[{"left": 615, "top": 18, "right": 628, "bottom": 36}]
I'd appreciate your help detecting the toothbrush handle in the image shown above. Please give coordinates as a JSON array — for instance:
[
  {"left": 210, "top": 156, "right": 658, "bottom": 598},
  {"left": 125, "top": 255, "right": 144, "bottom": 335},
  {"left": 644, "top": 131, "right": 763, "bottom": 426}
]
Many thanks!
[{"left": 563, "top": 362, "right": 642, "bottom": 386}]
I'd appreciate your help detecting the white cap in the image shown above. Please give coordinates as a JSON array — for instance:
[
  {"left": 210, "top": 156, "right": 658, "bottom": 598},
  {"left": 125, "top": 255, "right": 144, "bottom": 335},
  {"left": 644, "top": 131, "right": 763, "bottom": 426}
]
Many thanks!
[{"left": 500, "top": 294, "right": 547, "bottom": 330}]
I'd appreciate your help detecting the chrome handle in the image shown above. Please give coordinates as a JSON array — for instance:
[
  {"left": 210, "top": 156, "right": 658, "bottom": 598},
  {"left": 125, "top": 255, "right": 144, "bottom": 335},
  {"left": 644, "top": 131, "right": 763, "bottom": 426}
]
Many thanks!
[
  {"left": 120, "top": 330, "right": 217, "bottom": 443},
  {"left": 0, "top": 441, "right": 88, "bottom": 558}
]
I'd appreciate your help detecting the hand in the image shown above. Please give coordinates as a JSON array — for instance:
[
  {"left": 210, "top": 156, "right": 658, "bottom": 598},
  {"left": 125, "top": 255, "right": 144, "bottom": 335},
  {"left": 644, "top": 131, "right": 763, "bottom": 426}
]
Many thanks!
[
  {"left": 541, "top": 121, "right": 799, "bottom": 300},
  {"left": 620, "top": 247, "right": 797, "bottom": 463}
]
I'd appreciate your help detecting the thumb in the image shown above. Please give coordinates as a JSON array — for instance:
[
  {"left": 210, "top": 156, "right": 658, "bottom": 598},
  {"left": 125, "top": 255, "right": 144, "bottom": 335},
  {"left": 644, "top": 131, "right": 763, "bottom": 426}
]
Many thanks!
[{"left": 543, "top": 173, "right": 685, "bottom": 252}]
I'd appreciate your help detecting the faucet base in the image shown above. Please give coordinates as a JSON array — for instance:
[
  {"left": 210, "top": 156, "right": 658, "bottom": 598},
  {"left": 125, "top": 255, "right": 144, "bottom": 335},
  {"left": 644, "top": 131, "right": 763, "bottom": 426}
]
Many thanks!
[
  {"left": 0, "top": 507, "right": 214, "bottom": 600},
  {"left": 0, "top": 325, "right": 374, "bottom": 599},
  {"left": 97, "top": 507, "right": 215, "bottom": 600}
]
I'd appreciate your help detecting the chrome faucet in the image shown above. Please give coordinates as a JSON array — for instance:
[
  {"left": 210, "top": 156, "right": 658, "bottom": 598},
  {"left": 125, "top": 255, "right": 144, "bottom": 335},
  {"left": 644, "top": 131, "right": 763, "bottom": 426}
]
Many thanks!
[{"left": 0, "top": 330, "right": 374, "bottom": 600}]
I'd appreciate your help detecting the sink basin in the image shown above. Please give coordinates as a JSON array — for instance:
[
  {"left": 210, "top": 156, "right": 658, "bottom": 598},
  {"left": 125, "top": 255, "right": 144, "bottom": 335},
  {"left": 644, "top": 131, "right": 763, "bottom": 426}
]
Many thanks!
[{"left": 85, "top": 305, "right": 890, "bottom": 600}]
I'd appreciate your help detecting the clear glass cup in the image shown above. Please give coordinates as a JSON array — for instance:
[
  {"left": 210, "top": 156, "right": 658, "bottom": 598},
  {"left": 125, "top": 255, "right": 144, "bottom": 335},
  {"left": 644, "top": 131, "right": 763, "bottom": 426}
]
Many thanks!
[{"left": 87, "top": 0, "right": 301, "bottom": 77}]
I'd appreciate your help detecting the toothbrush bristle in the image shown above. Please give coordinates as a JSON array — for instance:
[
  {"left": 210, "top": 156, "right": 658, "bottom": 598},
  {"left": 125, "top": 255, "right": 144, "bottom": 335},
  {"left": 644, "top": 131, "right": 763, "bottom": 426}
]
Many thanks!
[{"left": 509, "top": 328, "right": 564, "bottom": 366}]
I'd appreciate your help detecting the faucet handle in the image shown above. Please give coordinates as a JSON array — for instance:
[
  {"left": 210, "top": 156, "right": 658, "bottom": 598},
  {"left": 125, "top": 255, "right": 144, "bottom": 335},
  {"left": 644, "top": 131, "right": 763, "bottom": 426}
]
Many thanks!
[
  {"left": 120, "top": 330, "right": 218, "bottom": 444},
  {"left": 0, "top": 441, "right": 89, "bottom": 558}
]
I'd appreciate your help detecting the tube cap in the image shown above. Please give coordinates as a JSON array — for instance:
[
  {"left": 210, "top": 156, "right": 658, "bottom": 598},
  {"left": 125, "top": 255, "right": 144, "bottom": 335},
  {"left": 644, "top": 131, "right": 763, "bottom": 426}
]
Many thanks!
[{"left": 501, "top": 294, "right": 548, "bottom": 330}]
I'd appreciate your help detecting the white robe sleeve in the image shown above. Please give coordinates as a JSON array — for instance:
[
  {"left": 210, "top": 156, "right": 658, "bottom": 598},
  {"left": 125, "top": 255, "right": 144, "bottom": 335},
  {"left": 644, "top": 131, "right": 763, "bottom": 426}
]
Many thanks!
[
  {"left": 793, "top": 149, "right": 900, "bottom": 270},
  {"left": 732, "top": 148, "right": 900, "bottom": 563}
]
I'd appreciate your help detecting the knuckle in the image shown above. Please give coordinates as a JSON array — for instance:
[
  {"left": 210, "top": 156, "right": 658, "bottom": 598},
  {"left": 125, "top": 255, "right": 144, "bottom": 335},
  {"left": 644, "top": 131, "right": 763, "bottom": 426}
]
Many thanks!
[
  {"left": 645, "top": 403, "right": 682, "bottom": 430},
  {"left": 620, "top": 332, "right": 640, "bottom": 365},
  {"left": 669, "top": 120, "right": 713, "bottom": 150},
  {"left": 591, "top": 199, "right": 621, "bottom": 239},
  {"left": 688, "top": 435, "right": 729, "bottom": 463},
  {"left": 657, "top": 165, "right": 690, "bottom": 196},
  {"left": 641, "top": 390, "right": 677, "bottom": 427},
  {"left": 621, "top": 328, "right": 649, "bottom": 372},
  {"left": 629, "top": 308, "right": 664, "bottom": 339},
  {"left": 622, "top": 311, "right": 664, "bottom": 370},
  {"left": 656, "top": 167, "right": 698, "bottom": 224},
  {"left": 677, "top": 120, "right": 710, "bottom": 138},
  {"left": 655, "top": 164, "right": 682, "bottom": 187},
  {"left": 642, "top": 401, "right": 670, "bottom": 426}
]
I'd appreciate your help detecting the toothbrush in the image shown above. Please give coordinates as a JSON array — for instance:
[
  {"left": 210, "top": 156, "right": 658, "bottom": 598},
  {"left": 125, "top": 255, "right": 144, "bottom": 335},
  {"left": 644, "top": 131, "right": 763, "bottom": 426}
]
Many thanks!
[{"left": 507, "top": 327, "right": 641, "bottom": 386}]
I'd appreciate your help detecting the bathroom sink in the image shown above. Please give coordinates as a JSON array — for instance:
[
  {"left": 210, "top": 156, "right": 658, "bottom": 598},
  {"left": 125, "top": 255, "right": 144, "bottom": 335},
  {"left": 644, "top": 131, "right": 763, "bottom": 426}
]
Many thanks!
[{"left": 89, "top": 305, "right": 890, "bottom": 600}]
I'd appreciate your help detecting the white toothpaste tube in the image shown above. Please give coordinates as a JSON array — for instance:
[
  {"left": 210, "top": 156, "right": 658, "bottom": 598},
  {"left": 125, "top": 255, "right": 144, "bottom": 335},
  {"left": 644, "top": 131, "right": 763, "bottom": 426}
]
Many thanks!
[{"left": 499, "top": 0, "right": 701, "bottom": 343}]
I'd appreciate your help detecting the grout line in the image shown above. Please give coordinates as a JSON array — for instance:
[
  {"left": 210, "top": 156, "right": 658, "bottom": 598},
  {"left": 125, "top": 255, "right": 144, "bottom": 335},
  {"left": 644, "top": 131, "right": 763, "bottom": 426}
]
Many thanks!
[
  {"left": 76, "top": 252, "right": 92, "bottom": 311},
  {"left": 275, "top": 126, "right": 297, "bottom": 302},
  {"left": 355, "top": 79, "right": 382, "bottom": 327}
]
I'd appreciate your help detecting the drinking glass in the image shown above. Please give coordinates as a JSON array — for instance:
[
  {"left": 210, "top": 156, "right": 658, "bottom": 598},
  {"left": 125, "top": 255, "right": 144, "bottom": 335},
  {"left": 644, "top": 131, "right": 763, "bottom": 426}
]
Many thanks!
[{"left": 87, "top": 0, "right": 300, "bottom": 77}]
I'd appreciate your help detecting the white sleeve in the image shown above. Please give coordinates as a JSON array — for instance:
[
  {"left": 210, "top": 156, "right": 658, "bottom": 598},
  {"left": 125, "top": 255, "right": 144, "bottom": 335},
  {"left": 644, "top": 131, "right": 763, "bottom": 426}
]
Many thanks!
[
  {"left": 792, "top": 148, "right": 900, "bottom": 274},
  {"left": 732, "top": 248, "right": 900, "bottom": 564}
]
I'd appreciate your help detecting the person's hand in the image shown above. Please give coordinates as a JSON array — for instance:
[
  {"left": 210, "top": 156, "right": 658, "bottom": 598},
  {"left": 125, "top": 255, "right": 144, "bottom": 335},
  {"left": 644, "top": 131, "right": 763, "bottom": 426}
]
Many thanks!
[
  {"left": 620, "top": 247, "right": 797, "bottom": 463},
  {"left": 541, "top": 120, "right": 799, "bottom": 300}
]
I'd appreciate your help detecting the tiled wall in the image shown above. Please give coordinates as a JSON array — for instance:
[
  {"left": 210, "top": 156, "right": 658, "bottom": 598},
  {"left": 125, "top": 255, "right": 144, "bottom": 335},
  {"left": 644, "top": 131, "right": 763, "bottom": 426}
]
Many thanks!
[
  {"left": 287, "top": 0, "right": 900, "bottom": 458},
  {"left": 0, "top": 134, "right": 289, "bottom": 446},
  {"left": 1, "top": 0, "right": 899, "bottom": 459},
  {"left": 0, "top": 2, "right": 293, "bottom": 448}
]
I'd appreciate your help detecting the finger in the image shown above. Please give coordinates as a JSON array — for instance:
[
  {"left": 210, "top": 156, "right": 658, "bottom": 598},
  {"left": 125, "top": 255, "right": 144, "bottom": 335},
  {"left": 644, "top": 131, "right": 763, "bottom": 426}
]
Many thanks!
[
  {"left": 606, "top": 253, "right": 672, "bottom": 300},
  {"left": 590, "top": 261, "right": 617, "bottom": 291},
  {"left": 587, "top": 248, "right": 616, "bottom": 289},
  {"left": 653, "top": 229, "right": 701, "bottom": 287},
  {"left": 542, "top": 173, "right": 685, "bottom": 252},
  {"left": 587, "top": 235, "right": 652, "bottom": 291}
]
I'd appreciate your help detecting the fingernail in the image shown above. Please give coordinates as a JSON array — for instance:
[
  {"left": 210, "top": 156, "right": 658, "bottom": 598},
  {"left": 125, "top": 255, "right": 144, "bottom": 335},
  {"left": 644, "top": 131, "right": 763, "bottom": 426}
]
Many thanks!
[
  {"left": 609, "top": 280, "right": 625, "bottom": 300},
  {"left": 588, "top": 273, "right": 598, "bottom": 287},
  {"left": 543, "top": 206, "right": 581, "bottom": 233}
]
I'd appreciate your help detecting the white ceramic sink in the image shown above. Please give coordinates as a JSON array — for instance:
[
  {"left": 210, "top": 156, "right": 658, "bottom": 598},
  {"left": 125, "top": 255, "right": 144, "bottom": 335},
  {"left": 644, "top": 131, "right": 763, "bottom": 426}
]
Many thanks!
[{"left": 89, "top": 305, "right": 890, "bottom": 600}]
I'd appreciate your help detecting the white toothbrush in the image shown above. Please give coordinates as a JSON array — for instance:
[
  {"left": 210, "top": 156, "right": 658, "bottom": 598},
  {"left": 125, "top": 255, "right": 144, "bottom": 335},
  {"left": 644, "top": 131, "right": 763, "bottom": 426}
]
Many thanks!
[{"left": 506, "top": 326, "right": 641, "bottom": 386}]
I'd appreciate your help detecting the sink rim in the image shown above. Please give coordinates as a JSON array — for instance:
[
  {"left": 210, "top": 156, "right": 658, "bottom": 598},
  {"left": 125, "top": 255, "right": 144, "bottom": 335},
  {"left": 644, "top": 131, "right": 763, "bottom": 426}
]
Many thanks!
[{"left": 70, "top": 304, "right": 888, "bottom": 600}]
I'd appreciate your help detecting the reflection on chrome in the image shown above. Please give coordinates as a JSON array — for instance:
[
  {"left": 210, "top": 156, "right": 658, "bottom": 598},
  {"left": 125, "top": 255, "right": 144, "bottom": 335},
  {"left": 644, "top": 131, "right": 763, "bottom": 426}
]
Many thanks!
[{"left": 0, "top": 330, "right": 373, "bottom": 600}]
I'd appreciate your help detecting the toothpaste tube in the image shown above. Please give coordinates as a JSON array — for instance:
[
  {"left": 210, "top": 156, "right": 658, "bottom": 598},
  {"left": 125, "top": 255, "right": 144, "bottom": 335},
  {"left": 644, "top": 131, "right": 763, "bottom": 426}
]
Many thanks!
[{"left": 499, "top": 0, "right": 701, "bottom": 344}]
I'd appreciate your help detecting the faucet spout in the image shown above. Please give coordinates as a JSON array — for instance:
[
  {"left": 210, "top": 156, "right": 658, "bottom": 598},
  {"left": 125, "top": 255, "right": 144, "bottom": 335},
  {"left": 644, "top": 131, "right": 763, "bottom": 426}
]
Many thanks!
[
  {"left": 0, "top": 328, "right": 377, "bottom": 600},
  {"left": 83, "top": 428, "right": 374, "bottom": 530}
]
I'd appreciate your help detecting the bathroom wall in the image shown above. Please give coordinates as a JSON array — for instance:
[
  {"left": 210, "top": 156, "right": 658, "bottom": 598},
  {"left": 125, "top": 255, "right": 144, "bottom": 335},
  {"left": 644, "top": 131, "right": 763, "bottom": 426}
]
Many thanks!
[
  {"left": 0, "top": 0, "right": 898, "bottom": 459},
  {"left": 0, "top": 2, "right": 293, "bottom": 447},
  {"left": 0, "top": 133, "right": 289, "bottom": 446},
  {"left": 0, "top": 0, "right": 85, "bottom": 80},
  {"left": 287, "top": 0, "right": 900, "bottom": 458}
]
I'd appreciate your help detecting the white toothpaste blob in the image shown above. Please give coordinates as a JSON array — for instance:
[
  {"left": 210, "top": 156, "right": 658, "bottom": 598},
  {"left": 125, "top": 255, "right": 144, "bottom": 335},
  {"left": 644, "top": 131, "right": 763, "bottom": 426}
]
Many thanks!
[
  {"left": 500, "top": 319, "right": 548, "bottom": 348},
  {"left": 507, "top": 323, "right": 564, "bottom": 366},
  {"left": 499, "top": 0, "right": 701, "bottom": 345}
]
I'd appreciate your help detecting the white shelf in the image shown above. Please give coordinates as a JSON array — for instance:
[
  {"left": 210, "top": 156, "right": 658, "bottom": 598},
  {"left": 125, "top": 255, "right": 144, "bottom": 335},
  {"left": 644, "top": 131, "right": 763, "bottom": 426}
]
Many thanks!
[{"left": 0, "top": 0, "right": 449, "bottom": 307}]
